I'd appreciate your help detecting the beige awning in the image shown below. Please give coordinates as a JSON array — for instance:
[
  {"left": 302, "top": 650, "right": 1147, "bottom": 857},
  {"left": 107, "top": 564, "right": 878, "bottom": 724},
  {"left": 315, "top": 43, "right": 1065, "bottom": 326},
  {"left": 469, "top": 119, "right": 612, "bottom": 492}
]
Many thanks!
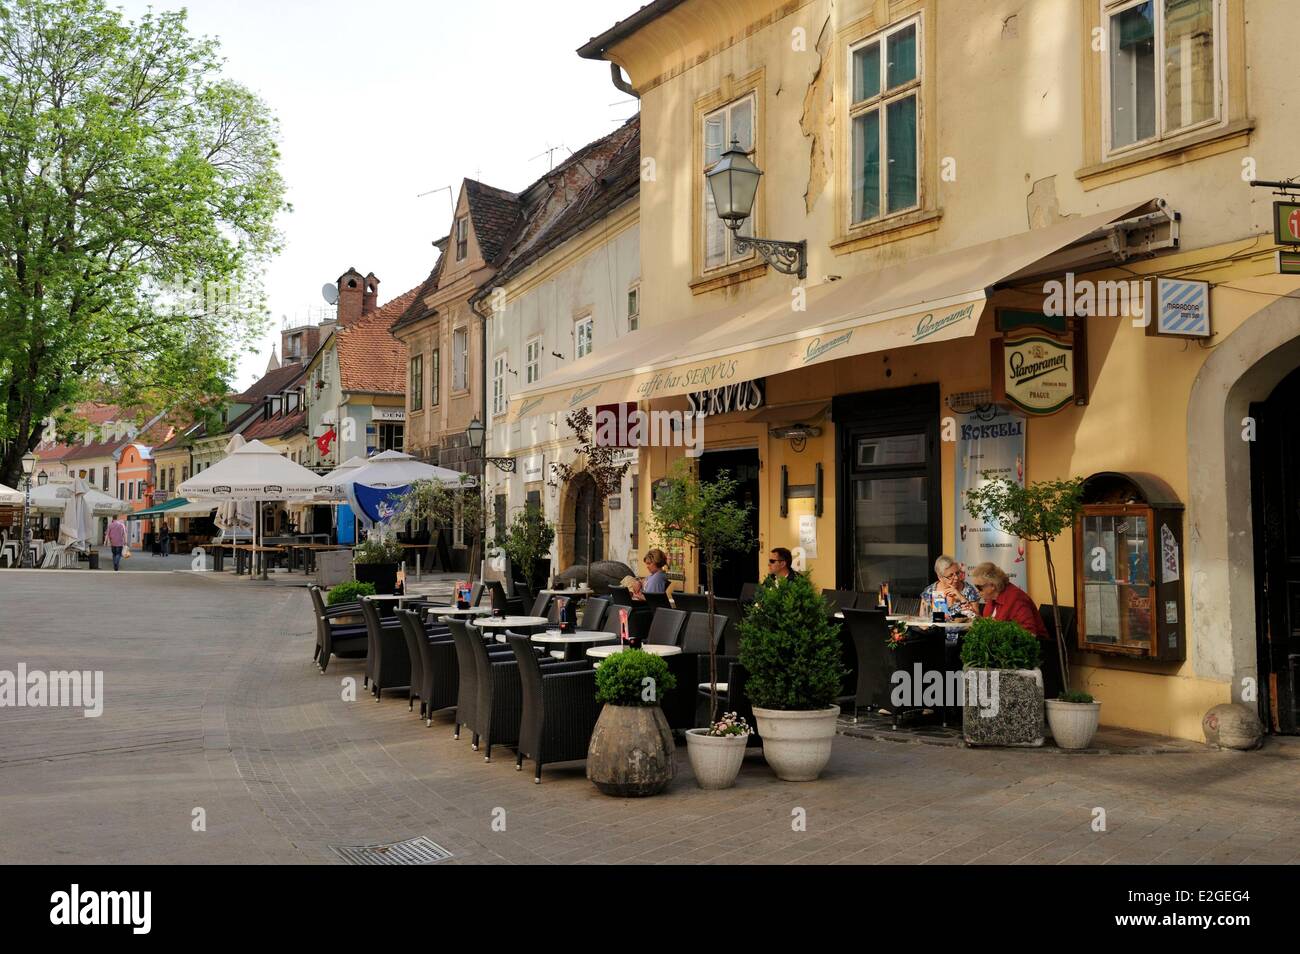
[{"left": 508, "top": 202, "right": 1152, "bottom": 421}]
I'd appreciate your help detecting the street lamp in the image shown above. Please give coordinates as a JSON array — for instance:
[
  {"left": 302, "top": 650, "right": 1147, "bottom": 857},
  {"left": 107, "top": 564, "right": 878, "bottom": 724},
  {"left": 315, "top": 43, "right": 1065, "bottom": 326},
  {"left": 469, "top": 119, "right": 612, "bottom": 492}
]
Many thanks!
[
  {"left": 465, "top": 417, "right": 516, "bottom": 583},
  {"left": 705, "top": 138, "right": 807, "bottom": 279},
  {"left": 20, "top": 451, "right": 36, "bottom": 568}
]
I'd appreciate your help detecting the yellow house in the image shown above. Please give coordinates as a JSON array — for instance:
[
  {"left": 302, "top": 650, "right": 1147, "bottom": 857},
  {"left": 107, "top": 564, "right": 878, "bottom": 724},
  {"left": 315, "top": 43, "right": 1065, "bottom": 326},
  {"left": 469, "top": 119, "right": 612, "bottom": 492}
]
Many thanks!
[{"left": 510, "top": 0, "right": 1300, "bottom": 742}]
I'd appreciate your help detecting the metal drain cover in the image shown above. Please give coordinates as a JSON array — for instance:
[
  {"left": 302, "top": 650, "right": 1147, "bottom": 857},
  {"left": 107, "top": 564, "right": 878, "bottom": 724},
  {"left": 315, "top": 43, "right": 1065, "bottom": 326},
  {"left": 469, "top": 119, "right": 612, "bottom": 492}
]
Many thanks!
[{"left": 329, "top": 836, "right": 453, "bottom": 865}]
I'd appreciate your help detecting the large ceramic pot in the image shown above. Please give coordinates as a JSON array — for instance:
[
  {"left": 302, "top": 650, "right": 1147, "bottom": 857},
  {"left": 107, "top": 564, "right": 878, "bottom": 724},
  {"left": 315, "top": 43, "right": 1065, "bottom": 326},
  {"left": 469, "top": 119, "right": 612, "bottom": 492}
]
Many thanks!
[
  {"left": 751, "top": 706, "right": 840, "bottom": 781},
  {"left": 962, "top": 667, "right": 1044, "bottom": 747},
  {"left": 1046, "top": 699, "right": 1102, "bottom": 750},
  {"left": 684, "top": 729, "right": 748, "bottom": 789},
  {"left": 587, "top": 704, "right": 675, "bottom": 796},
  {"left": 354, "top": 562, "right": 398, "bottom": 595}
]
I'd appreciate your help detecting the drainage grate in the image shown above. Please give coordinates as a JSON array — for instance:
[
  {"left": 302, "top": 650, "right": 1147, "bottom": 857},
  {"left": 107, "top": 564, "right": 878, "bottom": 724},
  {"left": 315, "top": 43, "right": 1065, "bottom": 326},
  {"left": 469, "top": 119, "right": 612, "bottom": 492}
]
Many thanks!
[{"left": 329, "top": 836, "right": 453, "bottom": 866}]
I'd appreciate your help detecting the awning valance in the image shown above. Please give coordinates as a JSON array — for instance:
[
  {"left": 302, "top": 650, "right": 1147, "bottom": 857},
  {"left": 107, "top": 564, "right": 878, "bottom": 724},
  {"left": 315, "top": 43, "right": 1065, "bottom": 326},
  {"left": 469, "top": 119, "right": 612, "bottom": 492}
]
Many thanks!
[{"left": 508, "top": 201, "right": 1152, "bottom": 421}]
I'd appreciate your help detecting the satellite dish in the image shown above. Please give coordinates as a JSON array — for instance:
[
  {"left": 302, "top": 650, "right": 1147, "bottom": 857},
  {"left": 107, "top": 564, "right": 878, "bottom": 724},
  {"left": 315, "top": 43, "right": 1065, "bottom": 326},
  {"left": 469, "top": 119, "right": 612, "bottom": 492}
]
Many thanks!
[{"left": 321, "top": 283, "right": 339, "bottom": 305}]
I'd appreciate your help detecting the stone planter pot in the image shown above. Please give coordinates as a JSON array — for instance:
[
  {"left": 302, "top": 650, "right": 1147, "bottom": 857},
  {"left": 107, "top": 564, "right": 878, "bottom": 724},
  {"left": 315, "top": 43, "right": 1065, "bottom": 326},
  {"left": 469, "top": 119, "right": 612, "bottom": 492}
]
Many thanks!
[
  {"left": 354, "top": 562, "right": 398, "bottom": 595},
  {"left": 1046, "top": 699, "right": 1102, "bottom": 750},
  {"left": 751, "top": 706, "right": 840, "bottom": 781},
  {"left": 586, "top": 704, "right": 675, "bottom": 797},
  {"left": 962, "top": 668, "right": 1044, "bottom": 747},
  {"left": 684, "top": 729, "right": 748, "bottom": 789}
]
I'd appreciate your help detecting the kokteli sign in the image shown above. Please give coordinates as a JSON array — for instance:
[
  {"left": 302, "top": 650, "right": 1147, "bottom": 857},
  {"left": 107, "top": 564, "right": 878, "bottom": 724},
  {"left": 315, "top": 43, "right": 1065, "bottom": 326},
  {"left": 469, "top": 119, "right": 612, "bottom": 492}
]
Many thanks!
[
  {"left": 686, "top": 378, "right": 765, "bottom": 417},
  {"left": 999, "top": 335, "right": 1074, "bottom": 415}
]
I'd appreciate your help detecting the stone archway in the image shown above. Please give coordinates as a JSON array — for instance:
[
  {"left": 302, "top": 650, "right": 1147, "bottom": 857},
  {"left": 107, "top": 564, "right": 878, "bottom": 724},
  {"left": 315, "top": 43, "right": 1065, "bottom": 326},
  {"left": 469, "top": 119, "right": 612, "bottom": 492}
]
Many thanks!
[
  {"left": 555, "top": 469, "right": 610, "bottom": 572},
  {"left": 1185, "top": 289, "right": 1300, "bottom": 707}
]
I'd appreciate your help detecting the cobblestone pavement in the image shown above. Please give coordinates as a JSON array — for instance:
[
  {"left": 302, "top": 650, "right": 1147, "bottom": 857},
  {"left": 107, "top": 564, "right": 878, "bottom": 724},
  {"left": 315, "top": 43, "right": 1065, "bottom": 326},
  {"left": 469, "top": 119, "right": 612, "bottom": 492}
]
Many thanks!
[{"left": 1, "top": 571, "right": 1297, "bottom": 865}]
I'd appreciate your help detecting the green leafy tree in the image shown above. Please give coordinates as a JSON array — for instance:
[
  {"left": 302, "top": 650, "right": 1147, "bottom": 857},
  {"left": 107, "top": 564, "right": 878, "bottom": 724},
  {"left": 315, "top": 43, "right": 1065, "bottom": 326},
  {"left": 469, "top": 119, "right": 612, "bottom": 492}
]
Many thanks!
[
  {"left": 501, "top": 502, "right": 554, "bottom": 591},
  {"left": 548, "top": 407, "right": 629, "bottom": 586},
  {"left": 397, "top": 475, "right": 485, "bottom": 580},
  {"left": 649, "top": 458, "right": 752, "bottom": 717},
  {"left": 739, "top": 571, "right": 846, "bottom": 710},
  {"left": 0, "top": 0, "right": 287, "bottom": 486},
  {"left": 964, "top": 475, "right": 1084, "bottom": 692}
]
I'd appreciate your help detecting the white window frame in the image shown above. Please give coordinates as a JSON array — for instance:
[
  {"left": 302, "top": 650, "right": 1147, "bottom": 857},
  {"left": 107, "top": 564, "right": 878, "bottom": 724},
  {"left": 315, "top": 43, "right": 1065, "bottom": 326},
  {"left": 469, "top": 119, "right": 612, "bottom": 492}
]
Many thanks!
[
  {"left": 430, "top": 348, "right": 440, "bottom": 407},
  {"left": 847, "top": 14, "right": 923, "bottom": 229},
  {"left": 701, "top": 93, "right": 758, "bottom": 273},
  {"left": 492, "top": 353, "right": 507, "bottom": 417},
  {"left": 627, "top": 285, "right": 640, "bottom": 332},
  {"left": 452, "top": 327, "right": 469, "bottom": 392},
  {"left": 525, "top": 337, "right": 542, "bottom": 385},
  {"left": 455, "top": 215, "right": 469, "bottom": 261},
  {"left": 1101, "top": 0, "right": 1225, "bottom": 159},
  {"left": 574, "top": 314, "right": 594, "bottom": 359},
  {"left": 409, "top": 353, "right": 424, "bottom": 412}
]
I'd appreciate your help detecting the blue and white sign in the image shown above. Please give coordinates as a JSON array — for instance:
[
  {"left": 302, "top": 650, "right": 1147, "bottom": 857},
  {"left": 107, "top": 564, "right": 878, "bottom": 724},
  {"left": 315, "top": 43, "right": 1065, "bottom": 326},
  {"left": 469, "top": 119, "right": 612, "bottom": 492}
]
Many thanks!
[
  {"left": 350, "top": 482, "right": 410, "bottom": 529},
  {"left": 1154, "top": 277, "right": 1210, "bottom": 338}
]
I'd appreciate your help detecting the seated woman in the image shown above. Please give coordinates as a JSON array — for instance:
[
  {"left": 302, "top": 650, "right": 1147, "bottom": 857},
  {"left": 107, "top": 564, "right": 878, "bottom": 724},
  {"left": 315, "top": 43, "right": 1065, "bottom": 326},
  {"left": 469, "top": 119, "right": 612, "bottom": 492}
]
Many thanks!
[
  {"left": 967, "top": 562, "right": 1047, "bottom": 638},
  {"left": 641, "top": 548, "right": 670, "bottom": 596},
  {"left": 921, "top": 555, "right": 980, "bottom": 617}
]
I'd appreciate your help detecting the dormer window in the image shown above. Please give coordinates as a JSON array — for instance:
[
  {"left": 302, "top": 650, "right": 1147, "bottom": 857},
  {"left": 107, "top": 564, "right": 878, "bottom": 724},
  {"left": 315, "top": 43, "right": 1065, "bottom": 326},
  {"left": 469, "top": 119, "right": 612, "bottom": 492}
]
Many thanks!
[{"left": 455, "top": 216, "right": 469, "bottom": 261}]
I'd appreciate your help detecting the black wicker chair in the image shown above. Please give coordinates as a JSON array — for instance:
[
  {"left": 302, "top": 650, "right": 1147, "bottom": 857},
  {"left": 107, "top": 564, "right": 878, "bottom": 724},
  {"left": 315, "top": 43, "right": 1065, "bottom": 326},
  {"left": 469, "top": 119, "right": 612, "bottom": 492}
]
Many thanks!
[
  {"left": 672, "top": 592, "right": 709, "bottom": 615},
  {"left": 838, "top": 607, "right": 893, "bottom": 720},
  {"left": 486, "top": 580, "right": 525, "bottom": 616},
  {"left": 360, "top": 598, "right": 412, "bottom": 701},
  {"left": 308, "top": 585, "right": 368, "bottom": 673},
  {"left": 891, "top": 594, "right": 922, "bottom": 617},
  {"left": 607, "top": 585, "right": 634, "bottom": 606},
  {"left": 579, "top": 596, "right": 610, "bottom": 631},
  {"left": 822, "top": 589, "right": 858, "bottom": 612},
  {"left": 446, "top": 618, "right": 513, "bottom": 741},
  {"left": 664, "top": 612, "right": 727, "bottom": 730},
  {"left": 643, "top": 591, "right": 672, "bottom": 610},
  {"left": 398, "top": 610, "right": 461, "bottom": 725},
  {"left": 529, "top": 592, "right": 552, "bottom": 618},
  {"left": 644, "top": 607, "right": 688, "bottom": 647},
  {"left": 506, "top": 633, "right": 601, "bottom": 783},
  {"left": 600, "top": 603, "right": 653, "bottom": 642},
  {"left": 738, "top": 581, "right": 758, "bottom": 608}
]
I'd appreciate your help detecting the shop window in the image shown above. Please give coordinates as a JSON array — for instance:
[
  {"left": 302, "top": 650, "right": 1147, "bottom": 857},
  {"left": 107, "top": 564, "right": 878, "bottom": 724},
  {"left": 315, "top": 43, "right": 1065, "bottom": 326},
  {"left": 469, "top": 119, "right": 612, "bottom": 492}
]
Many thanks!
[
  {"left": 1104, "top": 0, "right": 1220, "bottom": 155},
  {"left": 849, "top": 16, "right": 922, "bottom": 225},
  {"left": 1074, "top": 472, "right": 1186, "bottom": 660}
]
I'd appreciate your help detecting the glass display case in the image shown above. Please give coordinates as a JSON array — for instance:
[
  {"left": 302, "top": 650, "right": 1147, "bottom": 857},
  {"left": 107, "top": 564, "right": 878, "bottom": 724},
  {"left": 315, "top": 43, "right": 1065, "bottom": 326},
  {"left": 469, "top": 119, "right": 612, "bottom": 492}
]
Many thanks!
[{"left": 1073, "top": 472, "right": 1186, "bottom": 661}]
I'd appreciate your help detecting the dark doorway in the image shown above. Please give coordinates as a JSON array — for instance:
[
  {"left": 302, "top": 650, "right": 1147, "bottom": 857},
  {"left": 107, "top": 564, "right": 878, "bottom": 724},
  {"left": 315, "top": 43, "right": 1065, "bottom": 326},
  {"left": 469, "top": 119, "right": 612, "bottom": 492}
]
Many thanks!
[
  {"left": 572, "top": 472, "right": 604, "bottom": 566},
  {"left": 697, "top": 448, "right": 760, "bottom": 598},
  {"left": 835, "top": 385, "right": 941, "bottom": 597},
  {"left": 1250, "top": 366, "right": 1300, "bottom": 735}
]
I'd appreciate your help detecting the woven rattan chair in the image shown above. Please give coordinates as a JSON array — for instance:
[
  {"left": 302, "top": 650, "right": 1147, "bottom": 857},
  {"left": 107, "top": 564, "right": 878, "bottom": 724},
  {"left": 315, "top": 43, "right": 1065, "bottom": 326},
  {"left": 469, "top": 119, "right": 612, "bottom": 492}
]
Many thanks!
[
  {"left": 506, "top": 633, "right": 601, "bottom": 783},
  {"left": 308, "top": 585, "right": 368, "bottom": 674},
  {"left": 360, "top": 598, "right": 411, "bottom": 702},
  {"left": 644, "top": 607, "right": 688, "bottom": 647}
]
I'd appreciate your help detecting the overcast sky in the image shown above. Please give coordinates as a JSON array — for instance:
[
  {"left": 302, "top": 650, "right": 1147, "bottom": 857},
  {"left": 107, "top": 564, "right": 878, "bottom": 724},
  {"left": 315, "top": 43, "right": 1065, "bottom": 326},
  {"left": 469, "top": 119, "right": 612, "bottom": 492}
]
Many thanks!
[{"left": 112, "top": 0, "right": 639, "bottom": 390}]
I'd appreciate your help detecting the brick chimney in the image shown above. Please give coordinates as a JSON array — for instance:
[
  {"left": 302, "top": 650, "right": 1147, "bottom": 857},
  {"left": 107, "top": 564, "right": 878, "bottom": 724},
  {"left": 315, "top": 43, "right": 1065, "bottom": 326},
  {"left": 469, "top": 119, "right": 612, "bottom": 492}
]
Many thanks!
[
  {"left": 363, "top": 272, "right": 380, "bottom": 315},
  {"left": 336, "top": 267, "right": 365, "bottom": 325}
]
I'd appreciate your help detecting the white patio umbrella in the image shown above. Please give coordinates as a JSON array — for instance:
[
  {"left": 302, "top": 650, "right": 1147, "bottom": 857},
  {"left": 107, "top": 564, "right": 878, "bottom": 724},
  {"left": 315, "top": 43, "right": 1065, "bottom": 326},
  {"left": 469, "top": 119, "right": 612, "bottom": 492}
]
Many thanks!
[
  {"left": 0, "top": 481, "right": 22, "bottom": 506},
  {"left": 179, "top": 438, "right": 324, "bottom": 579},
  {"left": 213, "top": 434, "right": 255, "bottom": 540},
  {"left": 314, "top": 455, "right": 367, "bottom": 502},
  {"left": 57, "top": 477, "right": 95, "bottom": 553},
  {"left": 341, "top": 450, "right": 469, "bottom": 531},
  {"left": 29, "top": 481, "right": 124, "bottom": 515}
]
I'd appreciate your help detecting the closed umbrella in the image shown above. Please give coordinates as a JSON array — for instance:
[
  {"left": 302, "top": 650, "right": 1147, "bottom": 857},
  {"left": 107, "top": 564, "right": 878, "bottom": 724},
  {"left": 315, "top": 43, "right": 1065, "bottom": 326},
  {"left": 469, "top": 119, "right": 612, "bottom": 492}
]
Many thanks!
[
  {"left": 30, "top": 481, "right": 123, "bottom": 515},
  {"left": 213, "top": 434, "right": 255, "bottom": 541},
  {"left": 58, "top": 477, "right": 95, "bottom": 554}
]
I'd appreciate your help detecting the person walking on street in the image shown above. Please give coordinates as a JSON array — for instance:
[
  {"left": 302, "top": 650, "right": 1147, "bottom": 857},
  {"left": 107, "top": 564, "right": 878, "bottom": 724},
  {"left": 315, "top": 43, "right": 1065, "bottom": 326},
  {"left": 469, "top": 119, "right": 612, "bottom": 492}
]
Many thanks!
[
  {"left": 160, "top": 524, "right": 171, "bottom": 557},
  {"left": 104, "top": 514, "right": 128, "bottom": 571}
]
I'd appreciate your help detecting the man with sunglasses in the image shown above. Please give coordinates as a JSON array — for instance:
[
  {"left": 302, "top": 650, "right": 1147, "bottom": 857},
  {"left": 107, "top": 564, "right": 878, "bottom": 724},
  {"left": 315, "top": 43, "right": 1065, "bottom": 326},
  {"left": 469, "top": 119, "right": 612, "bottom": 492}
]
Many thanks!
[{"left": 765, "top": 547, "right": 794, "bottom": 583}]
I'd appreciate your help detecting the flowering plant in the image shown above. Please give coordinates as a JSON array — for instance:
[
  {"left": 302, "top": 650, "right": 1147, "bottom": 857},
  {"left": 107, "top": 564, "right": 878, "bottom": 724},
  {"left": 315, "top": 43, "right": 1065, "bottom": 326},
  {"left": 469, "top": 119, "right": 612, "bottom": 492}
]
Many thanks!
[
  {"left": 706, "top": 711, "right": 751, "bottom": 738},
  {"left": 886, "top": 621, "right": 909, "bottom": 651}
]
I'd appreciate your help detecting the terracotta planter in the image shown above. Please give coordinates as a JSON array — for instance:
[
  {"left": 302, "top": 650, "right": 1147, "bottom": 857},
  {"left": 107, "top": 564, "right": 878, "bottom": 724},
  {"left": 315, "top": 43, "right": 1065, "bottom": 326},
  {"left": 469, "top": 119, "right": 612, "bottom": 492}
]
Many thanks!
[
  {"left": 685, "top": 729, "right": 748, "bottom": 789},
  {"left": 751, "top": 706, "right": 840, "bottom": 781},
  {"left": 1046, "top": 699, "right": 1102, "bottom": 750},
  {"left": 586, "top": 704, "right": 675, "bottom": 797}
]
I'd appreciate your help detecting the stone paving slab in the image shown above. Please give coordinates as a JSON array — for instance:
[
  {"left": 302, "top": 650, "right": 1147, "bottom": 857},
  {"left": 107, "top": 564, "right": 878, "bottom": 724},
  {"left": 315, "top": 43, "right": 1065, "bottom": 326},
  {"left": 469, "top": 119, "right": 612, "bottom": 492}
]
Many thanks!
[{"left": 1, "top": 570, "right": 1297, "bottom": 865}]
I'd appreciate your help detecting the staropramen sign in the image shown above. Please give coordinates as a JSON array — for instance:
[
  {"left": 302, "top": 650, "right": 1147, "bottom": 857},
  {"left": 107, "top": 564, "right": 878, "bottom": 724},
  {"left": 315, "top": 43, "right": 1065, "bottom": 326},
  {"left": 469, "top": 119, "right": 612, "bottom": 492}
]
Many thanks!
[{"left": 1001, "top": 335, "right": 1074, "bottom": 415}]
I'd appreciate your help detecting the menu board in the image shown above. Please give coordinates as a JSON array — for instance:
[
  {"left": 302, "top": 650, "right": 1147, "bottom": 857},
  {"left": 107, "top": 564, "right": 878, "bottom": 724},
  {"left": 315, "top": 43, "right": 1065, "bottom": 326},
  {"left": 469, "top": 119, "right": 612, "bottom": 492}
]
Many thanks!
[{"left": 955, "top": 406, "right": 1027, "bottom": 589}]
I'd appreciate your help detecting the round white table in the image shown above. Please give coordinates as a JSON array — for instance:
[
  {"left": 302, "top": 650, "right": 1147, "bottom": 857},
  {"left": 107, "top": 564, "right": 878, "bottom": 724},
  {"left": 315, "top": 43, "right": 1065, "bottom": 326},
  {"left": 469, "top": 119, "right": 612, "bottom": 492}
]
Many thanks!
[
  {"left": 539, "top": 587, "right": 594, "bottom": 597},
  {"left": 472, "top": 615, "right": 551, "bottom": 630},
  {"left": 425, "top": 605, "right": 492, "bottom": 618},
  {"left": 586, "top": 643, "right": 682, "bottom": 659},
  {"left": 529, "top": 630, "right": 618, "bottom": 646},
  {"left": 888, "top": 615, "right": 974, "bottom": 631}
]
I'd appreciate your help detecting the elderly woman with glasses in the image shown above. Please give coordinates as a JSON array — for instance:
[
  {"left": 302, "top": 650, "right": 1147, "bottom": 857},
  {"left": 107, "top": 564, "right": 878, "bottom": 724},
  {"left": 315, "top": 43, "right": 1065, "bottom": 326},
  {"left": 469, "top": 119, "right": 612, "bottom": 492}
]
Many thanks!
[
  {"left": 641, "top": 548, "right": 670, "bottom": 596},
  {"left": 921, "top": 555, "right": 980, "bottom": 617},
  {"left": 967, "top": 561, "right": 1047, "bottom": 638}
]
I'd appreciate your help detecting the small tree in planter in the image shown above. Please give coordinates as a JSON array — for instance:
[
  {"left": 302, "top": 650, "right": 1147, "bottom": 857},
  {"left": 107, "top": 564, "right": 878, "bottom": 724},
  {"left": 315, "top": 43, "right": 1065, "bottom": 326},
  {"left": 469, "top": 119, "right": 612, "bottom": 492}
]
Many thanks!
[
  {"left": 398, "top": 475, "right": 485, "bottom": 581},
  {"left": 501, "top": 502, "right": 555, "bottom": 593},
  {"left": 548, "top": 407, "right": 629, "bottom": 587},
  {"left": 963, "top": 475, "right": 1100, "bottom": 747},
  {"left": 739, "top": 572, "right": 847, "bottom": 781},
  {"left": 587, "top": 649, "right": 678, "bottom": 797},
  {"left": 351, "top": 534, "right": 405, "bottom": 594},
  {"left": 959, "top": 616, "right": 1045, "bottom": 746}
]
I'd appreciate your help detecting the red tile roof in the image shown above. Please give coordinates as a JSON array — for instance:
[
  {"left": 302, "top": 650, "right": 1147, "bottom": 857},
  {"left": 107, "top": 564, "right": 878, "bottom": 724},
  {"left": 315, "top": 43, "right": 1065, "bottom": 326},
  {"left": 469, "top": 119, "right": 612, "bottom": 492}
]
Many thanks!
[
  {"left": 240, "top": 408, "right": 307, "bottom": 442},
  {"left": 334, "top": 286, "right": 423, "bottom": 394}
]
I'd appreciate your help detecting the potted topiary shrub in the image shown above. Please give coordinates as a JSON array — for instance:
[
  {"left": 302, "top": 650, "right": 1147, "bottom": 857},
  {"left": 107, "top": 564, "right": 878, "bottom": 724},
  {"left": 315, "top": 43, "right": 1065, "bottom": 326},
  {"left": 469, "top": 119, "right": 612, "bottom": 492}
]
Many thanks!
[
  {"left": 959, "top": 616, "right": 1044, "bottom": 746},
  {"left": 587, "top": 649, "right": 677, "bottom": 797},
  {"left": 739, "top": 572, "right": 847, "bottom": 781},
  {"left": 965, "top": 476, "right": 1099, "bottom": 748},
  {"left": 352, "top": 534, "right": 404, "bottom": 594},
  {"left": 685, "top": 712, "right": 751, "bottom": 790}
]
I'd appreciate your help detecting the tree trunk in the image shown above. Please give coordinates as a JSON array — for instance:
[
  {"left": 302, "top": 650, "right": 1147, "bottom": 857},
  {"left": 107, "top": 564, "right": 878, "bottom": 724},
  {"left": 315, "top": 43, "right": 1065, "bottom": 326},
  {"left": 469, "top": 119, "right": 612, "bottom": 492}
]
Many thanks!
[
  {"left": 706, "top": 554, "right": 718, "bottom": 721},
  {"left": 1043, "top": 539, "right": 1069, "bottom": 694}
]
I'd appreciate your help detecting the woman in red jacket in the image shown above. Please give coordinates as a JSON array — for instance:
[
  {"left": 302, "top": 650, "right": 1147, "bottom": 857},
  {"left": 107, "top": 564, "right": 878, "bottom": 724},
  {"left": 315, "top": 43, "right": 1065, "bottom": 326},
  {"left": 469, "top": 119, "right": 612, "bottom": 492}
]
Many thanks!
[{"left": 968, "top": 562, "right": 1047, "bottom": 638}]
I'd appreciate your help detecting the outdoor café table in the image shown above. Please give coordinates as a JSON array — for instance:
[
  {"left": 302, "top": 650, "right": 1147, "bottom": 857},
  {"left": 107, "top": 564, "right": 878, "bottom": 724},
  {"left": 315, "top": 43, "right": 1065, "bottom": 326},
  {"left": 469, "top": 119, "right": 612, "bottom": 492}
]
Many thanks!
[
  {"left": 527, "top": 628, "right": 618, "bottom": 661},
  {"left": 586, "top": 643, "right": 682, "bottom": 660},
  {"left": 425, "top": 605, "right": 492, "bottom": 620},
  {"left": 539, "top": 587, "right": 594, "bottom": 597},
  {"left": 472, "top": 616, "right": 550, "bottom": 633}
]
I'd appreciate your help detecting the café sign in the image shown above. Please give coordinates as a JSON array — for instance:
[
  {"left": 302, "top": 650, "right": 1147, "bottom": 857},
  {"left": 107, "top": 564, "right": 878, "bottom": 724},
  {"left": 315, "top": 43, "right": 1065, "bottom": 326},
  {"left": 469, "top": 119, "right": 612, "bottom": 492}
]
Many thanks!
[
  {"left": 996, "top": 335, "right": 1074, "bottom": 416},
  {"left": 685, "top": 378, "right": 765, "bottom": 418}
]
